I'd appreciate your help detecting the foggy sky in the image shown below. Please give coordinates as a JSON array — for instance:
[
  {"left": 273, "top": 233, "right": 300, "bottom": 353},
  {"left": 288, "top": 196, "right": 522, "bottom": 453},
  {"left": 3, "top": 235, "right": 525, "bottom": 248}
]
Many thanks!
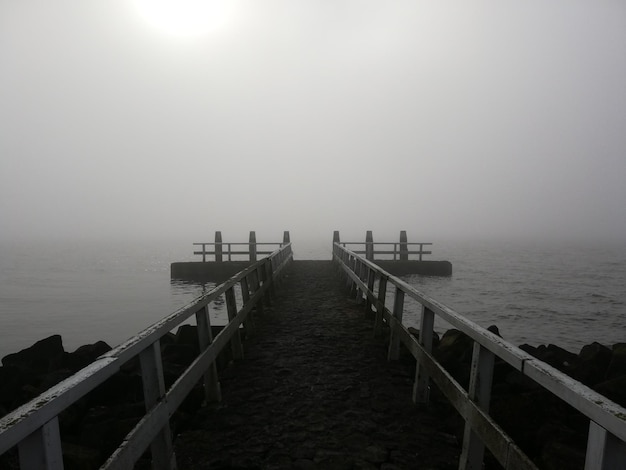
[{"left": 1, "top": 1, "right": 625, "bottom": 245}]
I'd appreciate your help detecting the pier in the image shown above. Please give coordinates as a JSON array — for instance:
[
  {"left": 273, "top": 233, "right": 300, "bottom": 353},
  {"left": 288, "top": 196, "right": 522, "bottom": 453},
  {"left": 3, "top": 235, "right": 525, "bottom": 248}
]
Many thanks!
[{"left": 1, "top": 234, "right": 626, "bottom": 470}]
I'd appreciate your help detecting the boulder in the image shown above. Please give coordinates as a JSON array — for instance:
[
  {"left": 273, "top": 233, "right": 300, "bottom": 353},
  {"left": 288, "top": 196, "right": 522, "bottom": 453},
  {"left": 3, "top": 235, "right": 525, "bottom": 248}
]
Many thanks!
[
  {"left": 519, "top": 343, "right": 578, "bottom": 372},
  {"left": 2, "top": 335, "right": 65, "bottom": 372},
  {"left": 571, "top": 342, "right": 612, "bottom": 386},
  {"left": 606, "top": 343, "right": 626, "bottom": 379},
  {"left": 63, "top": 341, "right": 112, "bottom": 372},
  {"left": 593, "top": 375, "right": 626, "bottom": 408},
  {"left": 433, "top": 329, "right": 473, "bottom": 387}
]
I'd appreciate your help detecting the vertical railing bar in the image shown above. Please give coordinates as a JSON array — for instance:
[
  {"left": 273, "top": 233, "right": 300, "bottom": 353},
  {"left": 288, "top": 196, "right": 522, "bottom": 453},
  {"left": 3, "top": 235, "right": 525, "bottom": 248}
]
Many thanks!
[
  {"left": 225, "top": 287, "right": 244, "bottom": 360},
  {"left": 195, "top": 306, "right": 221, "bottom": 403},
  {"left": 460, "top": 342, "right": 495, "bottom": 470},
  {"left": 239, "top": 275, "right": 254, "bottom": 337},
  {"left": 139, "top": 341, "right": 176, "bottom": 470},
  {"left": 585, "top": 421, "right": 626, "bottom": 470},
  {"left": 18, "top": 416, "right": 64, "bottom": 470},
  {"left": 249, "top": 269, "right": 265, "bottom": 316},
  {"left": 365, "top": 268, "right": 375, "bottom": 314},
  {"left": 259, "top": 264, "right": 272, "bottom": 306},
  {"left": 413, "top": 306, "right": 435, "bottom": 404},
  {"left": 374, "top": 275, "right": 387, "bottom": 337},
  {"left": 387, "top": 287, "right": 405, "bottom": 360}
]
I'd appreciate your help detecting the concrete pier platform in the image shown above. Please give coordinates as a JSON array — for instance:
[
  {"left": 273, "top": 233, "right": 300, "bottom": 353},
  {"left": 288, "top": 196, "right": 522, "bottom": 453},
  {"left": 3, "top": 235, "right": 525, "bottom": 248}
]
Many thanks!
[{"left": 174, "top": 261, "right": 460, "bottom": 469}]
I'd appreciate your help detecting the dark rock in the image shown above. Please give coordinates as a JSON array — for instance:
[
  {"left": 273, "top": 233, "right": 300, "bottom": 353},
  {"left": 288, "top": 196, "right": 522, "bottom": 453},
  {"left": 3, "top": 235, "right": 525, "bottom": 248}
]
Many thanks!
[
  {"left": 539, "top": 440, "right": 585, "bottom": 470},
  {"left": 572, "top": 342, "right": 612, "bottom": 386},
  {"left": 520, "top": 343, "right": 578, "bottom": 372},
  {"left": 607, "top": 343, "right": 626, "bottom": 379},
  {"left": 61, "top": 441, "right": 101, "bottom": 470},
  {"left": 407, "top": 327, "right": 440, "bottom": 349},
  {"left": 175, "top": 325, "right": 200, "bottom": 352},
  {"left": 433, "top": 329, "right": 473, "bottom": 387},
  {"left": 64, "top": 341, "right": 112, "bottom": 372},
  {"left": 593, "top": 375, "right": 626, "bottom": 408},
  {"left": 2, "top": 335, "right": 65, "bottom": 372},
  {"left": 487, "top": 324, "right": 501, "bottom": 336}
]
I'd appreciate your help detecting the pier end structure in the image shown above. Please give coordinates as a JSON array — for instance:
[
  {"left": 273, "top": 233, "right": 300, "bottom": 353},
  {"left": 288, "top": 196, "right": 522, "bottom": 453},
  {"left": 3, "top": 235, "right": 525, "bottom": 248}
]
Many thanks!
[
  {"left": 333, "top": 230, "right": 452, "bottom": 276},
  {"left": 171, "top": 231, "right": 290, "bottom": 282}
]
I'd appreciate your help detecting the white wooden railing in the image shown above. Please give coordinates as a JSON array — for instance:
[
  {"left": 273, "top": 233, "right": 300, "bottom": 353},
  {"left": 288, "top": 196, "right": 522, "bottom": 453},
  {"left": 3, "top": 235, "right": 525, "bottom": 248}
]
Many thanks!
[
  {"left": 333, "top": 242, "right": 626, "bottom": 470},
  {"left": 0, "top": 243, "right": 293, "bottom": 469}
]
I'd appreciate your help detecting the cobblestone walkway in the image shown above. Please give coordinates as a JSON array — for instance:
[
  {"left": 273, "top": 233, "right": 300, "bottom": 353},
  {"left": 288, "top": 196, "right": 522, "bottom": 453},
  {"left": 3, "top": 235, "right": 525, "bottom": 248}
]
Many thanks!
[{"left": 174, "top": 261, "right": 460, "bottom": 469}]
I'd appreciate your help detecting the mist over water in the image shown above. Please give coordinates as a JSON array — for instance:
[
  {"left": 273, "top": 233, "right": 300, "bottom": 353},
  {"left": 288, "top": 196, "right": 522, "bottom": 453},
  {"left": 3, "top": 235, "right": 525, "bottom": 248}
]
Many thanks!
[
  {"left": 1, "top": 2, "right": 625, "bottom": 361},
  {"left": 1, "top": 238, "right": 624, "bottom": 359}
]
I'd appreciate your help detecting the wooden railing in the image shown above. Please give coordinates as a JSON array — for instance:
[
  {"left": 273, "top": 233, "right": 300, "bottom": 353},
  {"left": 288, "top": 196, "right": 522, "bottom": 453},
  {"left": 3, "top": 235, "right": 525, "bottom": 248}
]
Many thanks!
[
  {"left": 333, "top": 230, "right": 432, "bottom": 261},
  {"left": 193, "top": 230, "right": 290, "bottom": 262},
  {"left": 0, "top": 243, "right": 293, "bottom": 470},
  {"left": 338, "top": 242, "right": 433, "bottom": 261},
  {"left": 333, "top": 242, "right": 626, "bottom": 470}
]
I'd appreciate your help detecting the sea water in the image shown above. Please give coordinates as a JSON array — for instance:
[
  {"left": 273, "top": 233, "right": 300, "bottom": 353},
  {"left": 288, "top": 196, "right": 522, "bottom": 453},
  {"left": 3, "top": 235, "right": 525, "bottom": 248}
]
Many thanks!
[{"left": 0, "top": 238, "right": 624, "bottom": 359}]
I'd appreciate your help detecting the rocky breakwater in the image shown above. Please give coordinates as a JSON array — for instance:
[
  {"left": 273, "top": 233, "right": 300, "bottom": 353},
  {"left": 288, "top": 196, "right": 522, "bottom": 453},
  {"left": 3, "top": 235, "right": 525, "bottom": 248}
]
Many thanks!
[
  {"left": 0, "top": 326, "right": 236, "bottom": 470},
  {"left": 418, "top": 326, "right": 626, "bottom": 470},
  {"left": 2, "top": 327, "right": 625, "bottom": 470}
]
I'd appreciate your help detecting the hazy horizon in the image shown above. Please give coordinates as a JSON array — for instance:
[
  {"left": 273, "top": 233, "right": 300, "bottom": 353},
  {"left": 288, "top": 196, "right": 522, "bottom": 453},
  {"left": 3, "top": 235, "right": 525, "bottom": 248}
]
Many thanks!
[{"left": 2, "top": 1, "right": 625, "bottom": 246}]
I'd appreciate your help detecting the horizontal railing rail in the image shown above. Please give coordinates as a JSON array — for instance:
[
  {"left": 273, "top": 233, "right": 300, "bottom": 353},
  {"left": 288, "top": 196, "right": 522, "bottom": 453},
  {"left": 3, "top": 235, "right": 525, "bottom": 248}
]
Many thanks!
[
  {"left": 0, "top": 243, "right": 293, "bottom": 470},
  {"left": 333, "top": 242, "right": 626, "bottom": 470},
  {"left": 193, "top": 242, "right": 285, "bottom": 262},
  {"left": 339, "top": 241, "right": 433, "bottom": 261}
]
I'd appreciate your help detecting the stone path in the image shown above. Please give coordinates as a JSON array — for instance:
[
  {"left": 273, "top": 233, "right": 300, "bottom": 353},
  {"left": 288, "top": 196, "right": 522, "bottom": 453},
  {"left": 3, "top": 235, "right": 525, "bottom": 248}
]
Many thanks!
[{"left": 174, "top": 261, "right": 460, "bottom": 469}]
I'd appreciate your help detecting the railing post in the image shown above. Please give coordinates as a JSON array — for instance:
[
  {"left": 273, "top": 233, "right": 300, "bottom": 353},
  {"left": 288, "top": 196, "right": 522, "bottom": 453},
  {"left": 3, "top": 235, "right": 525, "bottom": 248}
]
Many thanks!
[
  {"left": 240, "top": 276, "right": 255, "bottom": 336},
  {"left": 139, "top": 341, "right": 176, "bottom": 470},
  {"left": 283, "top": 231, "right": 290, "bottom": 246},
  {"left": 346, "top": 255, "right": 356, "bottom": 296},
  {"left": 374, "top": 275, "right": 387, "bottom": 337},
  {"left": 215, "top": 231, "right": 223, "bottom": 263},
  {"left": 249, "top": 231, "right": 257, "bottom": 262},
  {"left": 201, "top": 243, "right": 206, "bottom": 263},
  {"left": 387, "top": 287, "right": 404, "bottom": 360},
  {"left": 354, "top": 259, "right": 364, "bottom": 302},
  {"left": 195, "top": 306, "right": 222, "bottom": 402},
  {"left": 365, "top": 268, "right": 375, "bottom": 314},
  {"left": 259, "top": 264, "right": 272, "bottom": 306},
  {"left": 400, "top": 230, "right": 408, "bottom": 261},
  {"left": 460, "top": 342, "right": 495, "bottom": 470},
  {"left": 225, "top": 287, "right": 244, "bottom": 360},
  {"left": 18, "top": 417, "right": 64, "bottom": 470},
  {"left": 418, "top": 242, "right": 424, "bottom": 262},
  {"left": 267, "top": 258, "right": 277, "bottom": 297},
  {"left": 365, "top": 230, "right": 374, "bottom": 261},
  {"left": 333, "top": 231, "right": 340, "bottom": 254},
  {"left": 249, "top": 269, "right": 265, "bottom": 315},
  {"left": 585, "top": 422, "right": 626, "bottom": 470},
  {"left": 413, "top": 306, "right": 435, "bottom": 404}
]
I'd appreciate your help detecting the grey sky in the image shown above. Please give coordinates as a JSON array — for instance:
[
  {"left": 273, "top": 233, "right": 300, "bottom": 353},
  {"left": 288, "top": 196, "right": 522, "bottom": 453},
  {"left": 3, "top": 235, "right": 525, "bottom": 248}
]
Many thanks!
[{"left": 1, "top": 1, "right": 625, "bottom": 244}]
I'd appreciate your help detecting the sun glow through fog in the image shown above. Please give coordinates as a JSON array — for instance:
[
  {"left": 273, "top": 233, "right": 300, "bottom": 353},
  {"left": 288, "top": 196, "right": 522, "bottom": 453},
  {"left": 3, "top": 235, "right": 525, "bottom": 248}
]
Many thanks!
[{"left": 134, "top": 0, "right": 234, "bottom": 37}]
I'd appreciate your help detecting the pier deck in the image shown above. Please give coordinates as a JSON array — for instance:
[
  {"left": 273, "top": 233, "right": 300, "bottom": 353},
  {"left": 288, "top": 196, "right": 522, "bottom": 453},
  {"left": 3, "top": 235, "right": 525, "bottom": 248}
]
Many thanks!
[{"left": 174, "top": 261, "right": 460, "bottom": 469}]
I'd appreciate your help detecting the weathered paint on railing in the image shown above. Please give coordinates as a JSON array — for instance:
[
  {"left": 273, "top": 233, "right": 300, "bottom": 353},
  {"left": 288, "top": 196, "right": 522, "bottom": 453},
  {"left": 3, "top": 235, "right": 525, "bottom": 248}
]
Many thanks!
[
  {"left": 0, "top": 243, "right": 293, "bottom": 470},
  {"left": 332, "top": 242, "right": 626, "bottom": 470}
]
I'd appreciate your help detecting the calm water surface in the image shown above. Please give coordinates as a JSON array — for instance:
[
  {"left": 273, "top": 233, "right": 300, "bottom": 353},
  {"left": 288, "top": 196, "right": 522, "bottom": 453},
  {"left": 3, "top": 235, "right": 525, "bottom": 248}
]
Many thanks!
[{"left": 0, "top": 239, "right": 624, "bottom": 358}]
